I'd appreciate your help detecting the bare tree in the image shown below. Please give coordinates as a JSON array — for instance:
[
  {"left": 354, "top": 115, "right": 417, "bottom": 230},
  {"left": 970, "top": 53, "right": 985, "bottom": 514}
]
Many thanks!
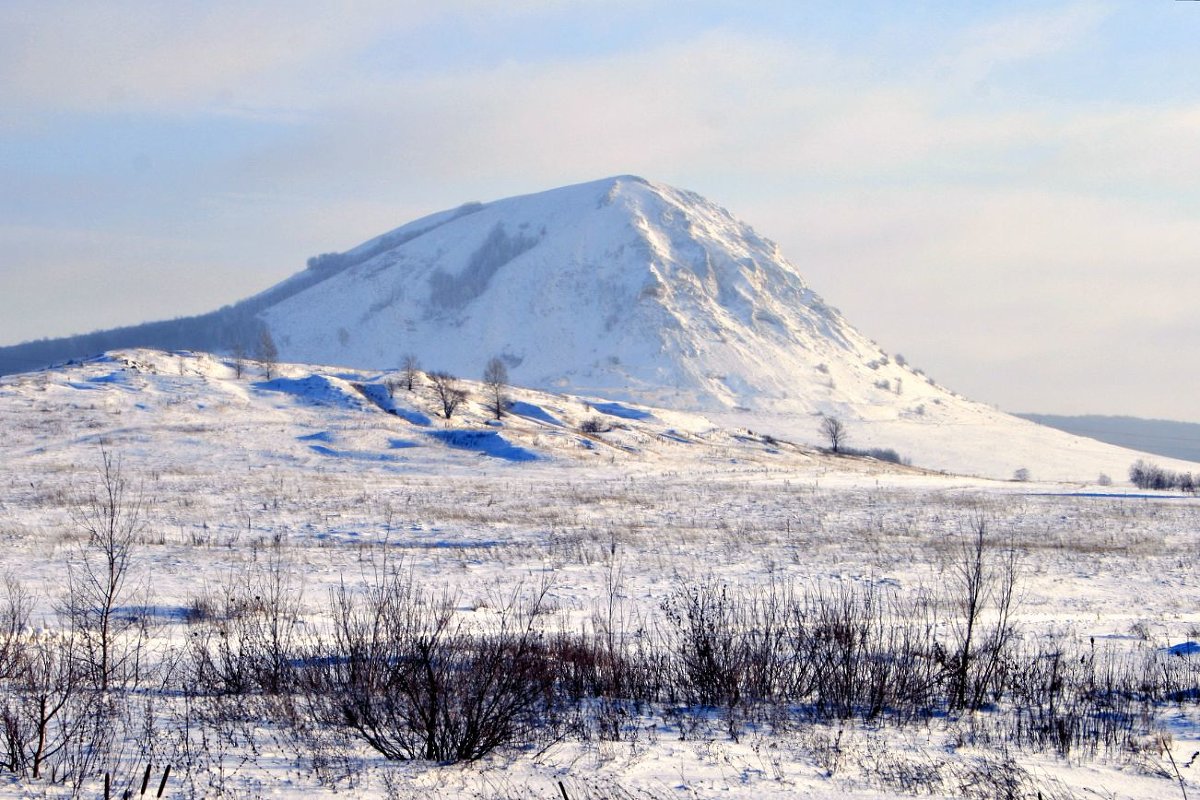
[
  {"left": 231, "top": 343, "right": 247, "bottom": 379},
  {"left": 256, "top": 329, "right": 279, "bottom": 380},
  {"left": 949, "top": 516, "right": 1020, "bottom": 711},
  {"left": 401, "top": 354, "right": 420, "bottom": 392},
  {"left": 482, "top": 357, "right": 508, "bottom": 420},
  {"left": 429, "top": 372, "right": 468, "bottom": 419},
  {"left": 819, "top": 415, "right": 847, "bottom": 454},
  {"left": 64, "top": 449, "right": 146, "bottom": 691}
]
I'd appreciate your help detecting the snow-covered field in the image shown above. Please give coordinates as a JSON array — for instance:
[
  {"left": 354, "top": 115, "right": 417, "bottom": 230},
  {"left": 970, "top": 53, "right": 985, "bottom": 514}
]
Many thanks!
[{"left": 1, "top": 350, "right": 1198, "bottom": 799}]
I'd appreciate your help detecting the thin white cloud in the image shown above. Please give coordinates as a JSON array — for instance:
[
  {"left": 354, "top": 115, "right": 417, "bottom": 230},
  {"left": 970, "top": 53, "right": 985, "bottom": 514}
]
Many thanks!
[
  {"left": 0, "top": 2, "right": 448, "bottom": 117},
  {"left": 0, "top": 1, "right": 644, "bottom": 119},
  {"left": 936, "top": 1, "right": 1113, "bottom": 88}
]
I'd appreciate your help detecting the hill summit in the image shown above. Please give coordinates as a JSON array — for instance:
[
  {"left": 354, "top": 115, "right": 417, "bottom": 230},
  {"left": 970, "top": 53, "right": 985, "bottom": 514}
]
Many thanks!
[{"left": 261, "top": 175, "right": 932, "bottom": 418}]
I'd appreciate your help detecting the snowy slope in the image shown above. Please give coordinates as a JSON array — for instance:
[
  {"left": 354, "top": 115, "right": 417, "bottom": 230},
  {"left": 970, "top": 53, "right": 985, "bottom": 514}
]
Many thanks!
[
  {"left": 0, "top": 176, "right": 1175, "bottom": 479},
  {"left": 0, "top": 349, "right": 824, "bottom": 476},
  {"left": 5, "top": 348, "right": 1195, "bottom": 486}
]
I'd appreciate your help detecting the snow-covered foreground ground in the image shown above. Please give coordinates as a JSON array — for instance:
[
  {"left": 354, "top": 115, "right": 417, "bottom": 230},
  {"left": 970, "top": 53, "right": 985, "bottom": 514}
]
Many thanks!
[{"left": 1, "top": 350, "right": 1198, "bottom": 798}]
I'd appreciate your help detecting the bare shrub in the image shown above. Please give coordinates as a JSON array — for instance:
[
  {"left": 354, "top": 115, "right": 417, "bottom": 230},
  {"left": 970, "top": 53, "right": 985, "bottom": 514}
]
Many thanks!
[
  {"left": 580, "top": 417, "right": 611, "bottom": 434},
  {"left": 0, "top": 632, "right": 97, "bottom": 780},
  {"left": 0, "top": 576, "right": 32, "bottom": 680},
  {"left": 962, "top": 639, "right": 1196, "bottom": 759},
  {"left": 947, "top": 517, "right": 1019, "bottom": 712},
  {"left": 785, "top": 582, "right": 942, "bottom": 724},
  {"left": 660, "top": 582, "right": 747, "bottom": 710},
  {"left": 300, "top": 568, "right": 557, "bottom": 762},
  {"left": 187, "top": 556, "right": 304, "bottom": 697}
]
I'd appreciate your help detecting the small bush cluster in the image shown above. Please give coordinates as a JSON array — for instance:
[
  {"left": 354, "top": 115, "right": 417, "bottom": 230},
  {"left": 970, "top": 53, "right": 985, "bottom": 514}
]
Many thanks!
[
  {"left": 297, "top": 575, "right": 556, "bottom": 763},
  {"left": 5, "top": 550, "right": 1200, "bottom": 793},
  {"left": 184, "top": 528, "right": 1197, "bottom": 767},
  {"left": 841, "top": 446, "right": 909, "bottom": 465},
  {"left": 1129, "top": 459, "right": 1197, "bottom": 492},
  {"left": 579, "top": 417, "right": 611, "bottom": 434}
]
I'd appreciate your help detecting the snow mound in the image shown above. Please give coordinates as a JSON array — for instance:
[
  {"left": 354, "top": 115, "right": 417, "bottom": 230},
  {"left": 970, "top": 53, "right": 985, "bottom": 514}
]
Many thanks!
[
  {"left": 353, "top": 381, "right": 432, "bottom": 425},
  {"left": 591, "top": 401, "right": 654, "bottom": 421}
]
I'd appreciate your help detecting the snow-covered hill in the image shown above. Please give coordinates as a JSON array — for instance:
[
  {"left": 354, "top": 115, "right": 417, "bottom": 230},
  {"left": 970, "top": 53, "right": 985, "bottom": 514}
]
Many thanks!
[
  {"left": 4, "top": 348, "right": 1196, "bottom": 484},
  {"left": 264, "top": 176, "right": 937, "bottom": 417}
]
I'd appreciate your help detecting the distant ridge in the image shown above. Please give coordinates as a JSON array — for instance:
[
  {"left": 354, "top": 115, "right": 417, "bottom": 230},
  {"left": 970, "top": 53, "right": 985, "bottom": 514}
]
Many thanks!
[{"left": 1016, "top": 414, "right": 1200, "bottom": 465}]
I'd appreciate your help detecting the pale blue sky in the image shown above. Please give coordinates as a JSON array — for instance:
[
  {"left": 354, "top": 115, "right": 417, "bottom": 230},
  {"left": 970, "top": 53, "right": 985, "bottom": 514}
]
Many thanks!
[{"left": 3, "top": 1, "right": 1199, "bottom": 419}]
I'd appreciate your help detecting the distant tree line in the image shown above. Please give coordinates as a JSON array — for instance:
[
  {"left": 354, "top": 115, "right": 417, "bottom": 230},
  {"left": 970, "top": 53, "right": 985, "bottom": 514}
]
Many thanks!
[
  {"left": 428, "top": 222, "right": 539, "bottom": 310},
  {"left": 0, "top": 202, "right": 493, "bottom": 376},
  {"left": 0, "top": 307, "right": 266, "bottom": 376},
  {"left": 1129, "top": 459, "right": 1197, "bottom": 492},
  {"left": 308, "top": 201, "right": 485, "bottom": 276}
]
